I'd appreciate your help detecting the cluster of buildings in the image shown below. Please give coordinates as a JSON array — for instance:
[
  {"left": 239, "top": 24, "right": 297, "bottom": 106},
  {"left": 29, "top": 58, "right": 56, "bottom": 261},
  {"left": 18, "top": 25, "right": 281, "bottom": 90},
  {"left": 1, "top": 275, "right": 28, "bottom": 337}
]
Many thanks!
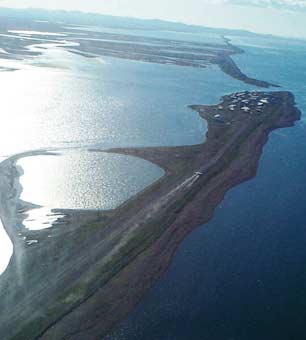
[
  {"left": 225, "top": 91, "right": 272, "bottom": 115},
  {"left": 212, "top": 91, "right": 277, "bottom": 123}
]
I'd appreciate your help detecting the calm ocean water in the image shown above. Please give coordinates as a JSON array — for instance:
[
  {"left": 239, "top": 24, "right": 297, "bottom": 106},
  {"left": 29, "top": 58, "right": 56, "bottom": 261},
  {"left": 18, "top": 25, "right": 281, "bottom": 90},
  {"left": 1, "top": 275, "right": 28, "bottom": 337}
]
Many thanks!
[{"left": 106, "top": 35, "right": 306, "bottom": 340}]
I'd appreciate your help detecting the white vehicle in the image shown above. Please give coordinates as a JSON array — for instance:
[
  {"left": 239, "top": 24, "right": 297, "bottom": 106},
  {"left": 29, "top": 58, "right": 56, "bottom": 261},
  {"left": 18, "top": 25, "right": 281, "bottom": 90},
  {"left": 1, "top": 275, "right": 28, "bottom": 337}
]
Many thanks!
[{"left": 195, "top": 171, "right": 204, "bottom": 176}]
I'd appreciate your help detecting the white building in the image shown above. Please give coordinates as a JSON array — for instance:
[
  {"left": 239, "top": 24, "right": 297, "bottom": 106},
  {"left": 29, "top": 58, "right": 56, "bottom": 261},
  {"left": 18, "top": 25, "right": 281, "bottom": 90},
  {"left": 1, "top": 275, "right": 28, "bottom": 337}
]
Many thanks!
[{"left": 241, "top": 106, "right": 250, "bottom": 112}]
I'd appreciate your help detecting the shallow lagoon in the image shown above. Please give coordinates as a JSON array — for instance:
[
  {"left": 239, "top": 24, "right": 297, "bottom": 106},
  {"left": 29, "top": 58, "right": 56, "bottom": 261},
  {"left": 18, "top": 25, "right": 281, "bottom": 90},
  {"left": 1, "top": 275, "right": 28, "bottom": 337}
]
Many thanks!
[{"left": 17, "top": 150, "right": 164, "bottom": 229}]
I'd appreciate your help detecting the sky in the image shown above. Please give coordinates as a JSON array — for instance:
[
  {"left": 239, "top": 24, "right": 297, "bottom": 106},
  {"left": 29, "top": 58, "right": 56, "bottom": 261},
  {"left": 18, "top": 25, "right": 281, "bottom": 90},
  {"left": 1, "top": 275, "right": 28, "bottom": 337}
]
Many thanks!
[{"left": 0, "top": 0, "right": 306, "bottom": 39}]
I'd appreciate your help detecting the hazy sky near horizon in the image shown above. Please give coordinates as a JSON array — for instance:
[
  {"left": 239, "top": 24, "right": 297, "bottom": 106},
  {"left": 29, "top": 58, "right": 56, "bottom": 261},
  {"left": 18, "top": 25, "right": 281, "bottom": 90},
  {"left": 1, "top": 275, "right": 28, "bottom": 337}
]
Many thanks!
[{"left": 1, "top": 0, "right": 306, "bottom": 38}]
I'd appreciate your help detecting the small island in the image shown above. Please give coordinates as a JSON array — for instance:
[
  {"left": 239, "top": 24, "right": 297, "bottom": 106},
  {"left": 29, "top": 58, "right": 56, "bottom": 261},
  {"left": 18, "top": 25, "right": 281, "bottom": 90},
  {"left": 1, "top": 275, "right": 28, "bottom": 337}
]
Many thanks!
[{"left": 0, "top": 91, "right": 300, "bottom": 339}]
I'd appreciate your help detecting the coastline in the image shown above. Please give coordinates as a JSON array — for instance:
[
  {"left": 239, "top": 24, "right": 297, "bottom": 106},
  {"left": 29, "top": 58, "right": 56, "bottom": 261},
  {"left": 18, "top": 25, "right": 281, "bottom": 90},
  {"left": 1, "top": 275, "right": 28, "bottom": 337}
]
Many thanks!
[
  {"left": 65, "top": 116, "right": 287, "bottom": 340},
  {"left": 0, "top": 150, "right": 62, "bottom": 272},
  {"left": 0, "top": 26, "right": 276, "bottom": 89},
  {"left": 0, "top": 91, "right": 300, "bottom": 339},
  {"left": 70, "top": 35, "right": 277, "bottom": 89}
]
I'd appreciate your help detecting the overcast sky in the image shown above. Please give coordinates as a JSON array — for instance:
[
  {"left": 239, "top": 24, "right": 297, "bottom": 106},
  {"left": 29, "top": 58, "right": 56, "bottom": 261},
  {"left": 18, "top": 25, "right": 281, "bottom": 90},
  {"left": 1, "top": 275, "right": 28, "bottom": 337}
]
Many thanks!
[{"left": 1, "top": 0, "right": 306, "bottom": 38}]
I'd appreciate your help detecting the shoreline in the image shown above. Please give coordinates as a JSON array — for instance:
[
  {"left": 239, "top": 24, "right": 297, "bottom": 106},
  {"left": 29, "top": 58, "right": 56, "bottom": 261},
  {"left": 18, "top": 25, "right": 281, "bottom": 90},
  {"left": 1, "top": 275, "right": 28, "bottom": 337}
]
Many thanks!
[
  {"left": 0, "top": 150, "right": 62, "bottom": 270},
  {"left": 0, "top": 26, "right": 276, "bottom": 88},
  {"left": 70, "top": 36, "right": 277, "bottom": 88},
  {"left": 0, "top": 91, "right": 300, "bottom": 339}
]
